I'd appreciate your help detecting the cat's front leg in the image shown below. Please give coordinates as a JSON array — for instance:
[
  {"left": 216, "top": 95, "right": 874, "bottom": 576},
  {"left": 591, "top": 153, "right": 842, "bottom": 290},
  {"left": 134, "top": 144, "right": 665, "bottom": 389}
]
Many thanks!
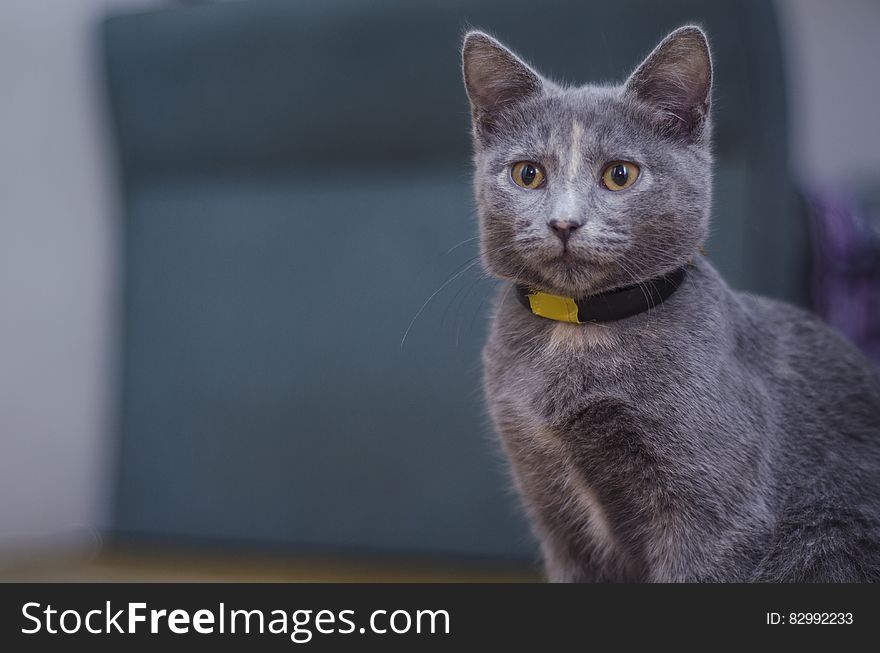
[{"left": 555, "top": 396, "right": 707, "bottom": 582}]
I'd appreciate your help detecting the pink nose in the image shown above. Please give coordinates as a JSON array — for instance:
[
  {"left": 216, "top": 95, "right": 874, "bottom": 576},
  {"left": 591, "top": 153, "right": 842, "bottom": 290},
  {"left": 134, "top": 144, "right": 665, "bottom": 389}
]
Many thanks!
[{"left": 548, "top": 219, "right": 583, "bottom": 244}]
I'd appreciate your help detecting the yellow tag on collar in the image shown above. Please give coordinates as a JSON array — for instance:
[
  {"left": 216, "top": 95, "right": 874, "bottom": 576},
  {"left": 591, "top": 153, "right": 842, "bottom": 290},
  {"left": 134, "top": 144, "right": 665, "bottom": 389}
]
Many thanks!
[{"left": 525, "top": 291, "right": 581, "bottom": 324}]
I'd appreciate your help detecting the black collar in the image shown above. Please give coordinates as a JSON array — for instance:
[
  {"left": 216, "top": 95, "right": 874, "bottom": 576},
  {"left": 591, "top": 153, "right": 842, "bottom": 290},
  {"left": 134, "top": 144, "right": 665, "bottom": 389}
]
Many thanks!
[{"left": 515, "top": 265, "right": 688, "bottom": 324}]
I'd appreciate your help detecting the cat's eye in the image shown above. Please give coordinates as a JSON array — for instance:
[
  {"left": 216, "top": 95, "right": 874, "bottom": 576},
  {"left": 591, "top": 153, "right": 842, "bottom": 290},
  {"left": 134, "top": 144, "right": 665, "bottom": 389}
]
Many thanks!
[
  {"left": 511, "top": 161, "right": 546, "bottom": 189},
  {"left": 601, "top": 161, "right": 640, "bottom": 191}
]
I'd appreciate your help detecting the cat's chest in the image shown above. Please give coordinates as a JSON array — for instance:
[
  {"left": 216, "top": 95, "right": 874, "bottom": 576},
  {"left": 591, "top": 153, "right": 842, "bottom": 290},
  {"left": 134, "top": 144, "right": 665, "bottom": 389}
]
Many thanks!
[{"left": 504, "top": 323, "right": 638, "bottom": 424}]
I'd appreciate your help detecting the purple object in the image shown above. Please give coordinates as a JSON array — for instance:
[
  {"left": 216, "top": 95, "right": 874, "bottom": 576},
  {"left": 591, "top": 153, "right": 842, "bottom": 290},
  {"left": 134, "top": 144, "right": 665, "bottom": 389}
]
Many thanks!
[{"left": 808, "top": 190, "right": 880, "bottom": 365}]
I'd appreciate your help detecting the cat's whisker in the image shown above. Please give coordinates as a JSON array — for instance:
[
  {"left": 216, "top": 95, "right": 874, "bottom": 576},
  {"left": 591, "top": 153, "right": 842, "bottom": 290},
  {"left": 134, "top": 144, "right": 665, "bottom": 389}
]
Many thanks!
[
  {"left": 454, "top": 274, "right": 488, "bottom": 348},
  {"left": 443, "top": 235, "right": 480, "bottom": 256},
  {"left": 441, "top": 264, "right": 481, "bottom": 331},
  {"left": 458, "top": 259, "right": 528, "bottom": 347},
  {"left": 404, "top": 241, "right": 526, "bottom": 348},
  {"left": 619, "top": 256, "right": 665, "bottom": 316},
  {"left": 611, "top": 257, "right": 654, "bottom": 314},
  {"left": 400, "top": 256, "right": 484, "bottom": 348}
]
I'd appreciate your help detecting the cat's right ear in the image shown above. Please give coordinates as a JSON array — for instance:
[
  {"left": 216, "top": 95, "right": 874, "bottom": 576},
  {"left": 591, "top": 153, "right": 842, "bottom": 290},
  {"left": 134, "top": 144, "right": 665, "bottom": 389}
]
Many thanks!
[{"left": 462, "top": 31, "right": 543, "bottom": 137}]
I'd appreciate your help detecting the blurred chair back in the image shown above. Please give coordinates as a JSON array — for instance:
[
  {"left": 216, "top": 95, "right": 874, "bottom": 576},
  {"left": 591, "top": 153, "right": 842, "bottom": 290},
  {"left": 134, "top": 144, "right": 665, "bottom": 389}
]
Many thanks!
[{"left": 104, "top": 0, "right": 802, "bottom": 561}]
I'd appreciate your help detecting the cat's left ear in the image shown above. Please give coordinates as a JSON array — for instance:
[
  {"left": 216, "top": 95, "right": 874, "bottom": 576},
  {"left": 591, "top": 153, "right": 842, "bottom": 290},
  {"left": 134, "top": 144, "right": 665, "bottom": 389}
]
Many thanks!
[{"left": 624, "top": 26, "right": 713, "bottom": 141}]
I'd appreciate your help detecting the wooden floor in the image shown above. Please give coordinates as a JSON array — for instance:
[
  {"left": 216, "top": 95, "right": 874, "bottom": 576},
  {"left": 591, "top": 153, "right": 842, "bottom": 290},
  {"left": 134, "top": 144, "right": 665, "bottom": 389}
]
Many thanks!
[{"left": 0, "top": 549, "right": 542, "bottom": 583}]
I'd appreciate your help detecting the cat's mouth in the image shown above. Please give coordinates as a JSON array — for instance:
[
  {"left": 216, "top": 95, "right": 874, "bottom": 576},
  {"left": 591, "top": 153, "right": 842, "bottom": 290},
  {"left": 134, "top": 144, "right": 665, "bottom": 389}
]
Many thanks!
[
  {"left": 542, "top": 245, "right": 605, "bottom": 267},
  {"left": 544, "top": 254, "right": 594, "bottom": 275},
  {"left": 495, "top": 238, "right": 623, "bottom": 295},
  {"left": 521, "top": 251, "right": 615, "bottom": 296}
]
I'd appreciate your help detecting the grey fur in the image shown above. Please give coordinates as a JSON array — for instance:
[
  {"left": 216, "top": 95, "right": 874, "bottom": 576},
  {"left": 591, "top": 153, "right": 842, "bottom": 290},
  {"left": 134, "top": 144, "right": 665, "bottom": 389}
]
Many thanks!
[{"left": 463, "top": 26, "right": 880, "bottom": 582}]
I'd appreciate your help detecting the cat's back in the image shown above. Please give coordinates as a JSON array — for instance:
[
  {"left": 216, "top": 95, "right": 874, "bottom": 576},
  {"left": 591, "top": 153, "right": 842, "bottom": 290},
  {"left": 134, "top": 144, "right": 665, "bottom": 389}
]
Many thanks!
[
  {"left": 730, "top": 289, "right": 880, "bottom": 484},
  {"left": 732, "top": 290, "right": 880, "bottom": 580},
  {"left": 734, "top": 290, "right": 880, "bottom": 441}
]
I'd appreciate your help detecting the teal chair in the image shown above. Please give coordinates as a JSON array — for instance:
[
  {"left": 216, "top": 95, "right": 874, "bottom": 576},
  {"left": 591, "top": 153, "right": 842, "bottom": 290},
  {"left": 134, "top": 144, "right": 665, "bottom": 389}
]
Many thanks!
[{"left": 104, "top": 0, "right": 804, "bottom": 562}]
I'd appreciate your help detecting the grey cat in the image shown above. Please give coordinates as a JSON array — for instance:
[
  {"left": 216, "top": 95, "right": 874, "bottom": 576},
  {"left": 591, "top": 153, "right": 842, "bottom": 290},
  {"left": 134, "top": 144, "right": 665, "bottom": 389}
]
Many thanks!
[{"left": 462, "top": 25, "right": 880, "bottom": 582}]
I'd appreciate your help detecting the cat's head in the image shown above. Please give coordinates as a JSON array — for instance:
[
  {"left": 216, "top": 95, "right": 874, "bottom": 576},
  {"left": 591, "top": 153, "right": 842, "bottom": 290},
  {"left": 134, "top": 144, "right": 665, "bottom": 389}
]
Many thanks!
[{"left": 462, "top": 26, "right": 713, "bottom": 297}]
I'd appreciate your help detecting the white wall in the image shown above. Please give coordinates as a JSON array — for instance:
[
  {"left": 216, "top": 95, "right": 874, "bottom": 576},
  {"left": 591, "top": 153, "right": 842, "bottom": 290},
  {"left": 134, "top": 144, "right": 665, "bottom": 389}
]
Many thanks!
[
  {"left": 0, "top": 0, "right": 161, "bottom": 555},
  {"left": 776, "top": 0, "right": 880, "bottom": 187}
]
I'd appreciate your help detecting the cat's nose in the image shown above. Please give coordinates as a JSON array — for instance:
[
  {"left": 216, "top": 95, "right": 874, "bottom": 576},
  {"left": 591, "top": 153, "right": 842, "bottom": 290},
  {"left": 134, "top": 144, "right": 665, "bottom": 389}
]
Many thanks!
[{"left": 548, "top": 219, "right": 583, "bottom": 244}]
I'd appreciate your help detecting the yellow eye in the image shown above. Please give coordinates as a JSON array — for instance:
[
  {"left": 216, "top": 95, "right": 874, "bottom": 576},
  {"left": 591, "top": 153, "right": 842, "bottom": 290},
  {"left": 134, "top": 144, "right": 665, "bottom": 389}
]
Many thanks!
[
  {"left": 511, "top": 161, "right": 546, "bottom": 189},
  {"left": 601, "top": 161, "right": 640, "bottom": 191}
]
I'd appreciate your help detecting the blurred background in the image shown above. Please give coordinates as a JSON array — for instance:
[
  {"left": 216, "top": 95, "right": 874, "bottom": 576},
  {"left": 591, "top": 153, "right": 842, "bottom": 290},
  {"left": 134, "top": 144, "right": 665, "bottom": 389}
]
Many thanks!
[{"left": 1, "top": 0, "right": 879, "bottom": 582}]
